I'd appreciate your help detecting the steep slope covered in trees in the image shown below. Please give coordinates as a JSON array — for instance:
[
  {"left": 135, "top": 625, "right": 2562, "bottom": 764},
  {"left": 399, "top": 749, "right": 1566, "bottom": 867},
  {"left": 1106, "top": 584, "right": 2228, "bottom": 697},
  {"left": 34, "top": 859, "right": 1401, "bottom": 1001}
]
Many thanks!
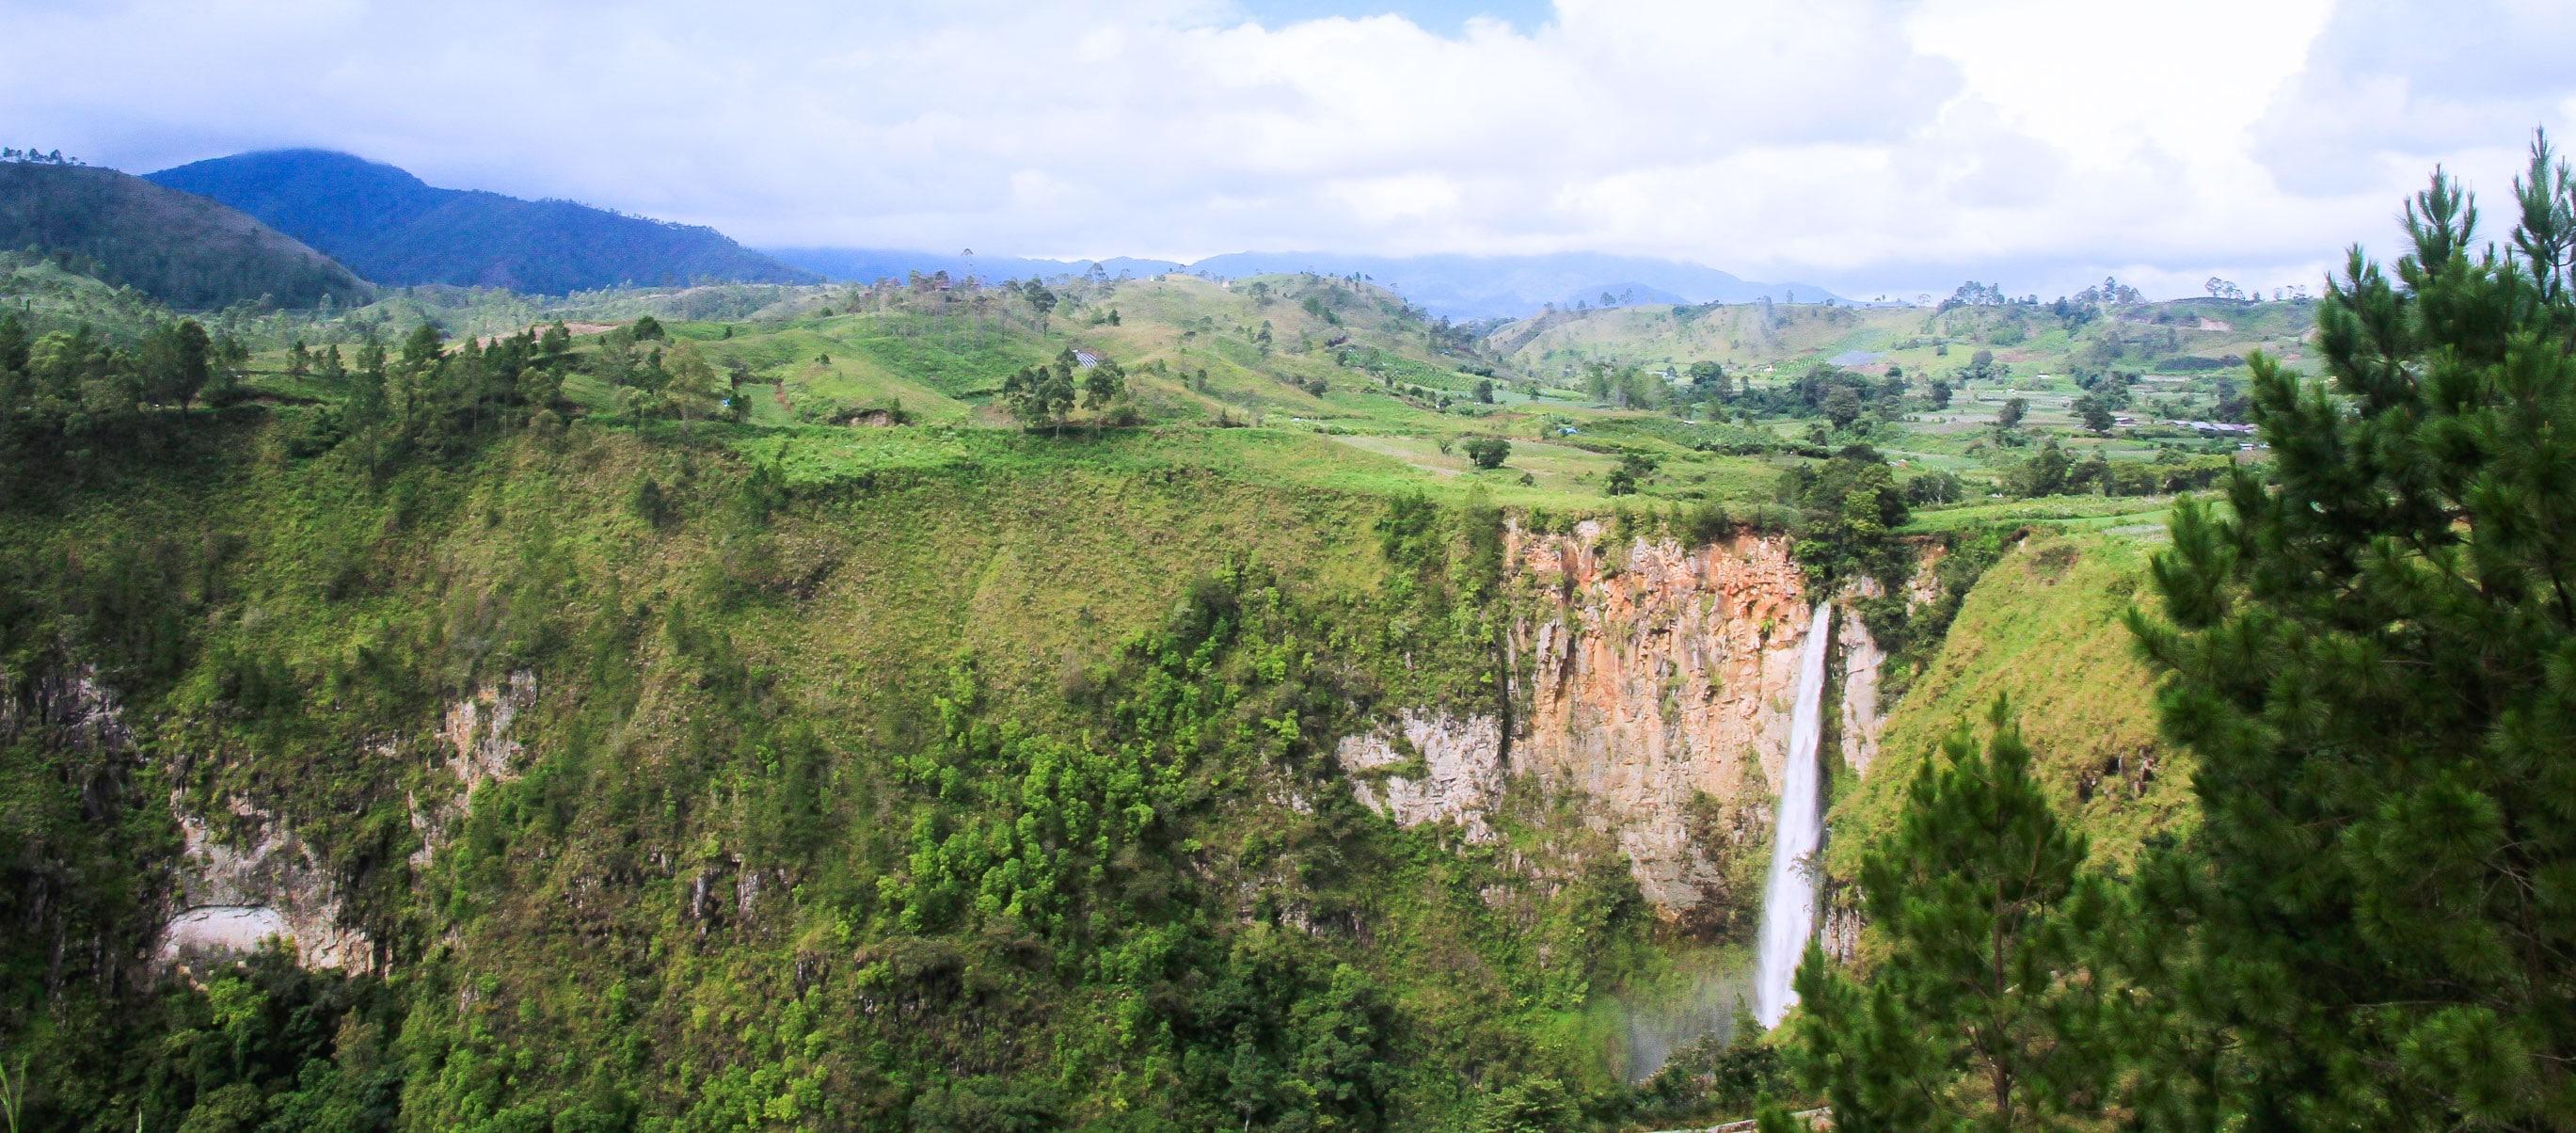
[
  {"left": 0, "top": 162, "right": 370, "bottom": 310},
  {"left": 148, "top": 151, "right": 819, "bottom": 294}
]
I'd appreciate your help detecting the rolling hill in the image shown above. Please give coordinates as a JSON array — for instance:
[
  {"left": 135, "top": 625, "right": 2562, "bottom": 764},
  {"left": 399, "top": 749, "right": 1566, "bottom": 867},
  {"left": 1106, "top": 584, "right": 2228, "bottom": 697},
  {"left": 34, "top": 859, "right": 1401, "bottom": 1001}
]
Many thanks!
[
  {"left": 0, "top": 161, "right": 370, "bottom": 310},
  {"left": 147, "top": 149, "right": 819, "bottom": 295},
  {"left": 764, "top": 247, "right": 1184, "bottom": 284},
  {"left": 761, "top": 247, "right": 1839, "bottom": 319},
  {"left": 1182, "top": 250, "right": 1843, "bottom": 318}
]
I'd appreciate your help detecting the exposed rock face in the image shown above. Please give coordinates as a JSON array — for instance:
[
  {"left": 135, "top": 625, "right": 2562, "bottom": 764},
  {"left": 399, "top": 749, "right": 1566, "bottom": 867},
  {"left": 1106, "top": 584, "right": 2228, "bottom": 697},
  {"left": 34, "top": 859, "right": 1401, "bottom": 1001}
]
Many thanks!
[
  {"left": 1507, "top": 522, "right": 1816, "bottom": 918},
  {"left": 1837, "top": 613, "right": 1886, "bottom": 775},
  {"left": 1331, "top": 521, "right": 1824, "bottom": 921},
  {"left": 1820, "top": 886, "right": 1864, "bottom": 964},
  {"left": 440, "top": 669, "right": 536, "bottom": 791},
  {"left": 160, "top": 670, "right": 539, "bottom": 973},
  {"left": 0, "top": 663, "right": 369, "bottom": 975},
  {"left": 1331, "top": 710, "right": 1507, "bottom": 841},
  {"left": 162, "top": 796, "right": 375, "bottom": 973},
  {"left": 409, "top": 670, "right": 537, "bottom": 869},
  {"left": 0, "top": 663, "right": 135, "bottom": 753}
]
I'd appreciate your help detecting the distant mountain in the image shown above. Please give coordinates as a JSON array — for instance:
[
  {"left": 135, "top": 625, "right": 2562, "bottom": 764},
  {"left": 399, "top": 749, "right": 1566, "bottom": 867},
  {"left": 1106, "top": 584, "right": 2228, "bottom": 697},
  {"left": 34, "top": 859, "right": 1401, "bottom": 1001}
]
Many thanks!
[
  {"left": 0, "top": 161, "right": 370, "bottom": 310},
  {"left": 1181, "top": 252, "right": 1841, "bottom": 319},
  {"left": 147, "top": 150, "right": 818, "bottom": 295},
  {"left": 765, "top": 247, "right": 1184, "bottom": 285}
]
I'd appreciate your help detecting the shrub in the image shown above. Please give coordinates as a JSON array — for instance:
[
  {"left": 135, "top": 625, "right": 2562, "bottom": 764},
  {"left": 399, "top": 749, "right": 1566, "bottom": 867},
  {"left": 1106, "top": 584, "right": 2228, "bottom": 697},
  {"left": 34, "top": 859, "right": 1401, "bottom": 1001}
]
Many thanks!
[{"left": 1460, "top": 435, "right": 1511, "bottom": 470}]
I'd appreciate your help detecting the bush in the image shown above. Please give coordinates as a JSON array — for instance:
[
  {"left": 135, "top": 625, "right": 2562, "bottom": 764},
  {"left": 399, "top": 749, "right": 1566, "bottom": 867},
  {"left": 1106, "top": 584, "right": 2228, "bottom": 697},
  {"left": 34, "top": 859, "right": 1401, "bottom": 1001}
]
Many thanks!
[{"left": 1460, "top": 435, "right": 1511, "bottom": 470}]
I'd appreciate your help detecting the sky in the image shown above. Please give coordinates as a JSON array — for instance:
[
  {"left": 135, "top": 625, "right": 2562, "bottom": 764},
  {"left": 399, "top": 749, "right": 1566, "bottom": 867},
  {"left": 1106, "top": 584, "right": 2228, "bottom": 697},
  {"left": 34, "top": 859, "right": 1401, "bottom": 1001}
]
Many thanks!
[{"left": 6, "top": 0, "right": 2573, "bottom": 300}]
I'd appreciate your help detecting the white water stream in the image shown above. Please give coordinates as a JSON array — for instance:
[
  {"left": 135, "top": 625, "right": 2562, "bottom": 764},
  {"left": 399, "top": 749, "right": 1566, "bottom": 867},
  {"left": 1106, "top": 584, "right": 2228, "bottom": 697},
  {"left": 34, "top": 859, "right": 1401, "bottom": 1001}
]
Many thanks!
[{"left": 1752, "top": 602, "right": 1834, "bottom": 1028}]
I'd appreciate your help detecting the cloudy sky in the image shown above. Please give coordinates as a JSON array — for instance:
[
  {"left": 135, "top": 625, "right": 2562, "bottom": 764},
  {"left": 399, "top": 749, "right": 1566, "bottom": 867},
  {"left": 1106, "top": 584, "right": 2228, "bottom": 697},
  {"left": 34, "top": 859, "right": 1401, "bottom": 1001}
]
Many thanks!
[{"left": 7, "top": 0, "right": 2572, "bottom": 298}]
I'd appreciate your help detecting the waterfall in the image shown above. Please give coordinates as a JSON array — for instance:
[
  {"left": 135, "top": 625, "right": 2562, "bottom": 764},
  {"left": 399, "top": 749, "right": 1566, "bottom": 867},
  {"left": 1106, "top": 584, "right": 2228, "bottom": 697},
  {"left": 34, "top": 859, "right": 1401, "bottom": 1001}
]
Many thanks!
[{"left": 1752, "top": 601, "right": 1835, "bottom": 1028}]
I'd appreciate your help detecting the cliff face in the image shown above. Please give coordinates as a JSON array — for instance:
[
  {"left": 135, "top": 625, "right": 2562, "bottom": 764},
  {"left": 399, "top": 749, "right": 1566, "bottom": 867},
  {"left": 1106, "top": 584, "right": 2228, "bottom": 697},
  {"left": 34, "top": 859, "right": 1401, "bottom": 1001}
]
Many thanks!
[
  {"left": 1509, "top": 522, "right": 1820, "bottom": 923},
  {"left": 163, "top": 795, "right": 375, "bottom": 973},
  {"left": 1837, "top": 612, "right": 1886, "bottom": 775},
  {"left": 1334, "top": 520, "right": 1852, "bottom": 926},
  {"left": 408, "top": 670, "right": 538, "bottom": 870},
  {"left": 155, "top": 670, "right": 538, "bottom": 974}
]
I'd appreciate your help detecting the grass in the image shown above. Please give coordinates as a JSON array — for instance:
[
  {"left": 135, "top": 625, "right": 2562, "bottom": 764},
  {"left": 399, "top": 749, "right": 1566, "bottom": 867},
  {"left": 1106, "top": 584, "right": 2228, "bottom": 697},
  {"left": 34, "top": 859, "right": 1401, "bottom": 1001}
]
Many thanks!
[
  {"left": 1829, "top": 531, "right": 2190, "bottom": 884},
  {"left": 1902, "top": 493, "right": 2183, "bottom": 534}
]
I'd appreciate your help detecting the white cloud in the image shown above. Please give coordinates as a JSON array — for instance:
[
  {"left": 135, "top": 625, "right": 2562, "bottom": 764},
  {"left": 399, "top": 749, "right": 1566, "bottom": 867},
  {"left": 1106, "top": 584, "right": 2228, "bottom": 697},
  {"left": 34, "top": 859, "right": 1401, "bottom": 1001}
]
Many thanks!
[{"left": 5, "top": 0, "right": 2571, "bottom": 297}]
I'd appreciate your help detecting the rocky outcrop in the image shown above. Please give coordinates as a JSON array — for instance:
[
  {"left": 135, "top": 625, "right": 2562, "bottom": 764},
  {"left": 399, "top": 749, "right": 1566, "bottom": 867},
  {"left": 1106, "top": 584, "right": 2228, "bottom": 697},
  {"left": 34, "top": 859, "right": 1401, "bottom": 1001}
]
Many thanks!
[
  {"left": 1506, "top": 522, "right": 1816, "bottom": 919},
  {"left": 1332, "top": 521, "right": 1823, "bottom": 922},
  {"left": 440, "top": 669, "right": 536, "bottom": 792},
  {"left": 1330, "top": 710, "right": 1507, "bottom": 840},
  {"left": 1819, "top": 886, "right": 1863, "bottom": 963},
  {"left": 161, "top": 795, "right": 375, "bottom": 973},
  {"left": 409, "top": 670, "right": 537, "bottom": 869},
  {"left": 158, "top": 670, "right": 539, "bottom": 973},
  {"left": 0, "top": 662, "right": 135, "bottom": 753},
  {"left": 1837, "top": 614, "right": 1885, "bottom": 774}
]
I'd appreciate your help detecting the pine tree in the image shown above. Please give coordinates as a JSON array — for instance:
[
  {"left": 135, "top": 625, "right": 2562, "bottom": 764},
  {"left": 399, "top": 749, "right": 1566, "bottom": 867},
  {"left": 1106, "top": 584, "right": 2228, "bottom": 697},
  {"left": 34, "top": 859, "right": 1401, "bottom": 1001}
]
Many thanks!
[
  {"left": 1773, "top": 701, "right": 2116, "bottom": 1130},
  {"left": 2126, "top": 134, "right": 2576, "bottom": 1125}
]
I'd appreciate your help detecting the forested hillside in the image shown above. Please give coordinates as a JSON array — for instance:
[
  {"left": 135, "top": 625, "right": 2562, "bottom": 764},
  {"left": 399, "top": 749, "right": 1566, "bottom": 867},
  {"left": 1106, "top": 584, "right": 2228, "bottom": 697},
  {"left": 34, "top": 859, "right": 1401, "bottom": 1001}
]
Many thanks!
[
  {"left": 0, "top": 240, "right": 2127, "bottom": 1129},
  {"left": 148, "top": 151, "right": 819, "bottom": 294},
  {"left": 0, "top": 161, "right": 370, "bottom": 310}
]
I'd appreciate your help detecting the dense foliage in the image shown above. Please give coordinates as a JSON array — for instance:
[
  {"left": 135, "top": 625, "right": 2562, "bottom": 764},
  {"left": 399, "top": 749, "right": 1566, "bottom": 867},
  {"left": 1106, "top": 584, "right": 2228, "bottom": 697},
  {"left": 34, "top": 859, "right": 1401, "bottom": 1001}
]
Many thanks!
[
  {"left": 146, "top": 150, "right": 818, "bottom": 294},
  {"left": 0, "top": 367, "right": 1683, "bottom": 1129},
  {"left": 0, "top": 162, "right": 370, "bottom": 310},
  {"left": 1774, "top": 705, "right": 2114, "bottom": 1130},
  {"left": 2123, "top": 142, "right": 2576, "bottom": 1125},
  {"left": 1784, "top": 138, "right": 2576, "bottom": 1129}
]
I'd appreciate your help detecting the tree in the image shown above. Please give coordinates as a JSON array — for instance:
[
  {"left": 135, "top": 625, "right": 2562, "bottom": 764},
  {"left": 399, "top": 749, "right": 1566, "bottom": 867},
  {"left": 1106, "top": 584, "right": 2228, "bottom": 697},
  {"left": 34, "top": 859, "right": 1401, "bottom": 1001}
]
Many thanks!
[
  {"left": 1822, "top": 385, "right": 1864, "bottom": 431},
  {"left": 1460, "top": 435, "right": 1511, "bottom": 470},
  {"left": 1004, "top": 352, "right": 1080, "bottom": 435},
  {"left": 1082, "top": 357, "right": 1127, "bottom": 419},
  {"left": 0, "top": 313, "right": 25, "bottom": 375},
  {"left": 2013, "top": 439, "right": 2073, "bottom": 497},
  {"left": 205, "top": 332, "right": 248, "bottom": 408},
  {"left": 1780, "top": 444, "right": 1910, "bottom": 583},
  {"left": 1778, "top": 701, "right": 2116, "bottom": 1130},
  {"left": 2123, "top": 138, "right": 2576, "bottom": 1127},
  {"left": 1996, "top": 397, "right": 2027, "bottom": 429},
  {"left": 1470, "top": 1078, "right": 1580, "bottom": 1133},
  {"left": 1605, "top": 452, "right": 1656, "bottom": 496},
  {"left": 139, "top": 319, "right": 211, "bottom": 413},
  {"left": 1687, "top": 359, "right": 1735, "bottom": 403},
  {"left": 1024, "top": 282, "right": 1058, "bottom": 330},
  {"left": 2074, "top": 393, "right": 2116, "bottom": 434},
  {"left": 1928, "top": 375, "right": 1953, "bottom": 409},
  {"left": 660, "top": 343, "right": 724, "bottom": 438},
  {"left": 1000, "top": 365, "right": 1048, "bottom": 430},
  {"left": 1041, "top": 353, "right": 1077, "bottom": 435},
  {"left": 1904, "top": 470, "right": 1964, "bottom": 506}
]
